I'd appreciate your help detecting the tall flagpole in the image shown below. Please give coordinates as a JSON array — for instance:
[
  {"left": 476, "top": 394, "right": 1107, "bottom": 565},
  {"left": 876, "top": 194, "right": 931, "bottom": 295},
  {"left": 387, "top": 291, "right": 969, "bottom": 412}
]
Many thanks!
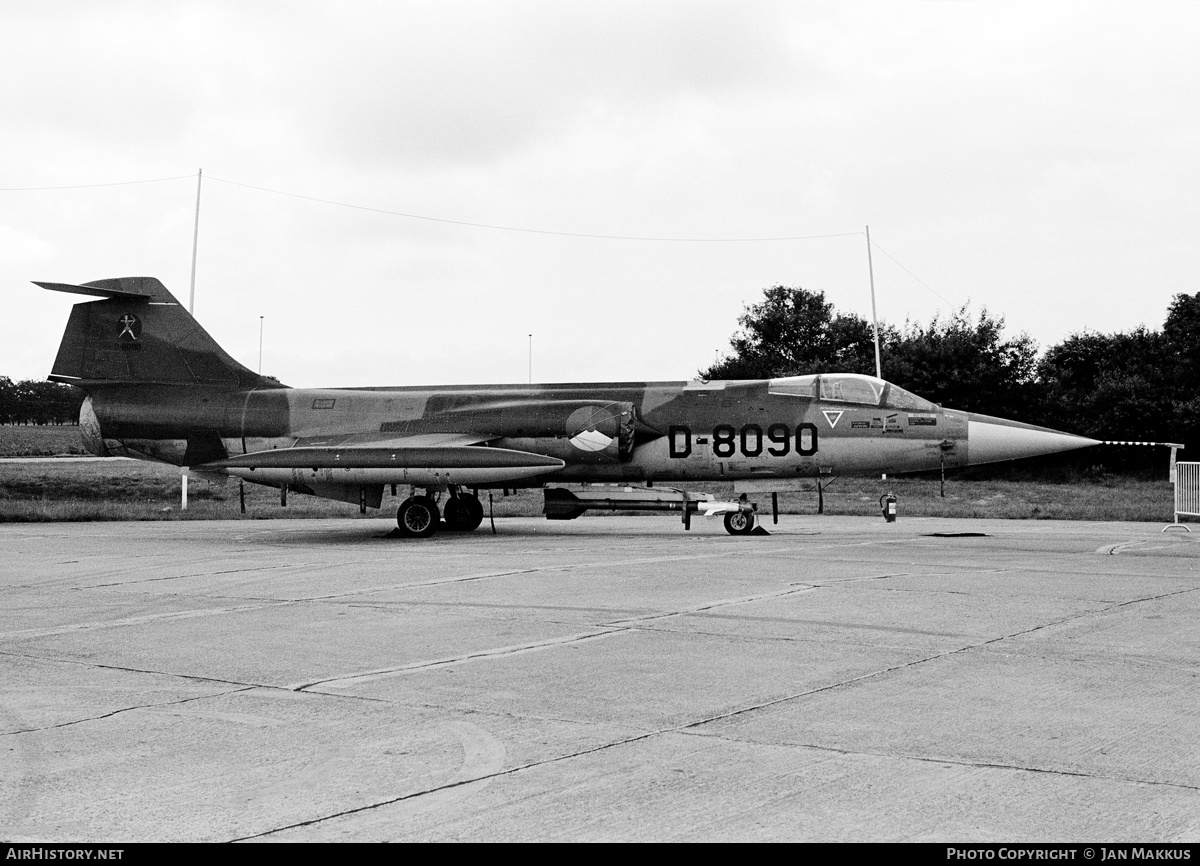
[
  {"left": 188, "top": 168, "right": 202, "bottom": 315},
  {"left": 866, "top": 225, "right": 882, "bottom": 379},
  {"left": 182, "top": 167, "right": 203, "bottom": 512}
]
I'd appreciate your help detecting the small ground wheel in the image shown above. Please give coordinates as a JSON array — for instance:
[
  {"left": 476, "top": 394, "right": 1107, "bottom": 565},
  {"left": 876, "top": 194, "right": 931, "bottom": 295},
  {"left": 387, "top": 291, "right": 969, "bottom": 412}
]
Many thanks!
[{"left": 723, "top": 511, "right": 755, "bottom": 535}]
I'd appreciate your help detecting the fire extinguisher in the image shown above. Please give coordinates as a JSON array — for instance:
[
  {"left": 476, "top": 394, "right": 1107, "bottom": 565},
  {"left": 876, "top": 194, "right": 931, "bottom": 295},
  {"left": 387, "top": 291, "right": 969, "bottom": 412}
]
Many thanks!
[{"left": 880, "top": 492, "right": 897, "bottom": 522}]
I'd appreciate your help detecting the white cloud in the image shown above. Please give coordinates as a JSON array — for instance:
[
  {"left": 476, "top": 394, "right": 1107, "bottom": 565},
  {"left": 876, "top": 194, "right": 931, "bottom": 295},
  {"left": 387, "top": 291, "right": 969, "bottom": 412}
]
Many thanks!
[
  {"left": 3, "top": 0, "right": 1199, "bottom": 385},
  {"left": 0, "top": 226, "right": 54, "bottom": 264}
]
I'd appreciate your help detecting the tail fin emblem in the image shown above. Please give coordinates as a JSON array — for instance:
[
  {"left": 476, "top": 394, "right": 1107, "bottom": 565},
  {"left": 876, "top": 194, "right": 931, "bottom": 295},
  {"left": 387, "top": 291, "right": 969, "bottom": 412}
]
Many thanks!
[{"left": 118, "top": 313, "right": 141, "bottom": 341}]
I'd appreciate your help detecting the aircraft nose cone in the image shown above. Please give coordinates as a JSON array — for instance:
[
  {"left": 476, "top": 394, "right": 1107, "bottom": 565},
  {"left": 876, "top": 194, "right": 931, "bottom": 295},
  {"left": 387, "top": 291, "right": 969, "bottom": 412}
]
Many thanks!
[{"left": 966, "top": 413, "right": 1099, "bottom": 465}]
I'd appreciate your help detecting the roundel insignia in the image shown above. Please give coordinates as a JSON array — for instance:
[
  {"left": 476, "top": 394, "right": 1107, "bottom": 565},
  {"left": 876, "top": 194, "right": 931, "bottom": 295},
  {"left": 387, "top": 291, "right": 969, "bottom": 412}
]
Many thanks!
[
  {"left": 565, "top": 405, "right": 623, "bottom": 453},
  {"left": 117, "top": 313, "right": 142, "bottom": 341},
  {"left": 569, "top": 429, "right": 614, "bottom": 452}
]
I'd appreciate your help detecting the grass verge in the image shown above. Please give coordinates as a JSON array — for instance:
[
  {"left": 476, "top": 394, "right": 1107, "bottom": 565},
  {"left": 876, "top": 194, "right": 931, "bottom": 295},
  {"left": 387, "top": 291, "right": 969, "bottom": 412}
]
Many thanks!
[
  {"left": 0, "top": 456, "right": 1184, "bottom": 524},
  {"left": 0, "top": 424, "right": 89, "bottom": 457}
]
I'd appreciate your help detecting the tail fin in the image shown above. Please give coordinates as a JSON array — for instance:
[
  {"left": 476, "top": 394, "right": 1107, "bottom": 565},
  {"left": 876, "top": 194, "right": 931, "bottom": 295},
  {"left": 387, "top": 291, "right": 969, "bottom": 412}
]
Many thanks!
[{"left": 36, "top": 277, "right": 281, "bottom": 390}]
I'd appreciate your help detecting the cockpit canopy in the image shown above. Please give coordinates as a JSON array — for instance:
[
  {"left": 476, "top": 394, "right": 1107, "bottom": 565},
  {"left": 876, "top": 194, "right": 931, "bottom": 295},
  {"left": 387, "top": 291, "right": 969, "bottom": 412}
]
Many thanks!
[{"left": 767, "top": 373, "right": 937, "bottom": 412}]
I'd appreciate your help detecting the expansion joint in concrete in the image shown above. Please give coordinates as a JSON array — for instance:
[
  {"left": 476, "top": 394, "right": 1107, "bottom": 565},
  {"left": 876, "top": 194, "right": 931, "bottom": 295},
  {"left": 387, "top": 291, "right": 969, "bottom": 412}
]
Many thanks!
[{"left": 1, "top": 686, "right": 256, "bottom": 736}]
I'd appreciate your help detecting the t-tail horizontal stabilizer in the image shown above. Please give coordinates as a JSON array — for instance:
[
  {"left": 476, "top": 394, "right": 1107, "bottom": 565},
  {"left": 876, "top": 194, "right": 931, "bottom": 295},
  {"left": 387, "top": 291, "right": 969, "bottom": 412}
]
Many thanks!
[
  {"left": 35, "top": 276, "right": 277, "bottom": 388},
  {"left": 34, "top": 277, "right": 177, "bottom": 302}
]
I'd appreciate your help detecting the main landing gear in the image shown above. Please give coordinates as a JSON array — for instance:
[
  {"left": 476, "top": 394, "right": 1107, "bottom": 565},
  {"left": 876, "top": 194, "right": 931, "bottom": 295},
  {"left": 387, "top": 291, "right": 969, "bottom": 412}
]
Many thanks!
[
  {"left": 395, "top": 488, "right": 484, "bottom": 538},
  {"left": 396, "top": 495, "right": 439, "bottom": 537},
  {"left": 442, "top": 491, "right": 484, "bottom": 532}
]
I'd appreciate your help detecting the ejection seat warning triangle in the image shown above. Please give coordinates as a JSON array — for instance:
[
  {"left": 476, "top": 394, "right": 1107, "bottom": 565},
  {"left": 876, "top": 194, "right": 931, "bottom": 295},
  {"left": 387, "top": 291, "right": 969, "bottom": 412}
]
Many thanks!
[{"left": 823, "top": 410, "right": 843, "bottom": 428}]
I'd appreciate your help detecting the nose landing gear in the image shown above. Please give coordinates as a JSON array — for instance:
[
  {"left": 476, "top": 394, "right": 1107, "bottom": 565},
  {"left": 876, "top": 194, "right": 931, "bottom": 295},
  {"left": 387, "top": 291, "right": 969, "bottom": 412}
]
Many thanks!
[{"left": 723, "top": 510, "right": 756, "bottom": 535}]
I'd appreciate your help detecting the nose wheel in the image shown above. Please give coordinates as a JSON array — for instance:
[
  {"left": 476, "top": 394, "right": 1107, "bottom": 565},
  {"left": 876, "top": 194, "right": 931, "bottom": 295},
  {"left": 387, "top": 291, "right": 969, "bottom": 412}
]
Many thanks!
[
  {"left": 396, "top": 496, "right": 440, "bottom": 537},
  {"left": 723, "top": 511, "right": 756, "bottom": 535}
]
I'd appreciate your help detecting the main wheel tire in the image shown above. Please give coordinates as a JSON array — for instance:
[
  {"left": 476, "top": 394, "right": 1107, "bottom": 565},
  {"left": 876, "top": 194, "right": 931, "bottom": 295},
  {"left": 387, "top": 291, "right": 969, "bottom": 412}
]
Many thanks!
[
  {"left": 723, "top": 511, "right": 755, "bottom": 535},
  {"left": 442, "top": 495, "right": 484, "bottom": 532},
  {"left": 397, "top": 496, "right": 441, "bottom": 538}
]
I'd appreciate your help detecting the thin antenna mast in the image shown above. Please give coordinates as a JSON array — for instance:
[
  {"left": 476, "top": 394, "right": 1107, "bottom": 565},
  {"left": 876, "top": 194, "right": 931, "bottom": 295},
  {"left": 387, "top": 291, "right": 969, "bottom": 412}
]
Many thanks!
[
  {"left": 188, "top": 168, "right": 202, "bottom": 314},
  {"left": 866, "top": 225, "right": 882, "bottom": 379}
]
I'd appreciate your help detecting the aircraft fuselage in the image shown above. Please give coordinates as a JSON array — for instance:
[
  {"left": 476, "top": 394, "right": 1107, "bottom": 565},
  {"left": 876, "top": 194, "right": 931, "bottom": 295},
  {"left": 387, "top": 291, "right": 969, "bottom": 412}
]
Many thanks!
[
  {"left": 39, "top": 276, "right": 1099, "bottom": 535},
  {"left": 83, "top": 374, "right": 972, "bottom": 487}
]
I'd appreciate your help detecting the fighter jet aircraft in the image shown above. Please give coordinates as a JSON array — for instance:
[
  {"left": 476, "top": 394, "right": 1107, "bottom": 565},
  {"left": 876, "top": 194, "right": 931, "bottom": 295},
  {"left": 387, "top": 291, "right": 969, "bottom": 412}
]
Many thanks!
[{"left": 35, "top": 276, "right": 1099, "bottom": 536}]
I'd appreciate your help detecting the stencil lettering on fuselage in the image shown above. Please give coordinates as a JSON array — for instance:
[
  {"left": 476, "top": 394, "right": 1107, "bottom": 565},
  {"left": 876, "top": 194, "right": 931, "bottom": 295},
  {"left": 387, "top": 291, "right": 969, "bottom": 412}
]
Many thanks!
[{"left": 667, "top": 423, "right": 818, "bottom": 459}]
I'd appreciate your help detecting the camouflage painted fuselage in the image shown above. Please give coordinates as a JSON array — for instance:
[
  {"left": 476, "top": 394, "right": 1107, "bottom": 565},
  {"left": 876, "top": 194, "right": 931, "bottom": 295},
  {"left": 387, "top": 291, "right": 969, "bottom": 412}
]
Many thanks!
[
  {"left": 84, "top": 374, "right": 970, "bottom": 485},
  {"left": 42, "top": 276, "right": 1095, "bottom": 512}
]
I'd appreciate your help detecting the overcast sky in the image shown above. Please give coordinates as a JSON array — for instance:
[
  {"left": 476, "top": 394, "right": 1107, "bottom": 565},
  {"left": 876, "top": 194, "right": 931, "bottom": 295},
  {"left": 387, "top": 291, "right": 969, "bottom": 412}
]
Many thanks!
[{"left": 3, "top": 1, "right": 1198, "bottom": 388}]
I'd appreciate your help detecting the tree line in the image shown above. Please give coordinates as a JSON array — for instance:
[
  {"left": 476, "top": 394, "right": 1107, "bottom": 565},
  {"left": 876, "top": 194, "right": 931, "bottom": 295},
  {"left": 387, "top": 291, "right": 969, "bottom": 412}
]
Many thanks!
[
  {"left": 702, "top": 286, "right": 1200, "bottom": 474},
  {"left": 5, "top": 288, "right": 1196, "bottom": 471},
  {"left": 0, "top": 378, "right": 85, "bottom": 426}
]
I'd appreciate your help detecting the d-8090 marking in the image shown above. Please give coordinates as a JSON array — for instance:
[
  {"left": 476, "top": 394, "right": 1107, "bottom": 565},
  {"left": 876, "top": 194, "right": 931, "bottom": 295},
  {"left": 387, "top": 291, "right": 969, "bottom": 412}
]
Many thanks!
[{"left": 667, "top": 423, "right": 819, "bottom": 459}]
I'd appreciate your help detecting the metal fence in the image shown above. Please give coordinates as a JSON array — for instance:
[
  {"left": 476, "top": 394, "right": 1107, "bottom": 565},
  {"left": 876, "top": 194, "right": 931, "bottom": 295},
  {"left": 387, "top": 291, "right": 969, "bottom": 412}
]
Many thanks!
[{"left": 1170, "top": 461, "right": 1199, "bottom": 530}]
